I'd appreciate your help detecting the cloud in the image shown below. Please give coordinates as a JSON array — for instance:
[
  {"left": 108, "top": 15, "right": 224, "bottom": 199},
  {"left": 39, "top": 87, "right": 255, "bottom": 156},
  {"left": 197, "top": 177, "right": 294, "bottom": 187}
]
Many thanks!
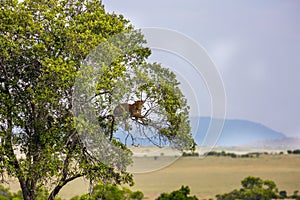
[
  {"left": 103, "top": 0, "right": 300, "bottom": 137},
  {"left": 208, "top": 40, "right": 239, "bottom": 72}
]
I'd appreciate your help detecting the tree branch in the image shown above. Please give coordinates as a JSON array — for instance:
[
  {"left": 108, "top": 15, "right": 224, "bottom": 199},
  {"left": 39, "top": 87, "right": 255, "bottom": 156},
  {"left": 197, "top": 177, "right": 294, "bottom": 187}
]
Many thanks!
[
  {"left": 48, "top": 136, "right": 81, "bottom": 200},
  {"left": 48, "top": 173, "right": 84, "bottom": 200}
]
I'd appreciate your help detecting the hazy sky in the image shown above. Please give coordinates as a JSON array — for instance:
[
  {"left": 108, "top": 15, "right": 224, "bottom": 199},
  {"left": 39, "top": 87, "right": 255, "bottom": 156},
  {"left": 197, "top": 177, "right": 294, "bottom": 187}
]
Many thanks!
[{"left": 102, "top": 0, "right": 300, "bottom": 137}]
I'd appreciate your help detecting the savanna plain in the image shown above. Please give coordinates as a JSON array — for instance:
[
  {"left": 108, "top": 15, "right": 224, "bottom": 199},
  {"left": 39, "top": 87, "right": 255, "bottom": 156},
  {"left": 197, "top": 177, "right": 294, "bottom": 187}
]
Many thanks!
[{"left": 6, "top": 148, "right": 300, "bottom": 199}]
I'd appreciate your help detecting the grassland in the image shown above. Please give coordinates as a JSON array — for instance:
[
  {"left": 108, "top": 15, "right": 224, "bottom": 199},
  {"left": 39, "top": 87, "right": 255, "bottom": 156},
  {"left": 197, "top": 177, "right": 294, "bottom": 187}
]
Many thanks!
[
  {"left": 5, "top": 152, "right": 300, "bottom": 200},
  {"left": 130, "top": 154, "right": 300, "bottom": 199}
]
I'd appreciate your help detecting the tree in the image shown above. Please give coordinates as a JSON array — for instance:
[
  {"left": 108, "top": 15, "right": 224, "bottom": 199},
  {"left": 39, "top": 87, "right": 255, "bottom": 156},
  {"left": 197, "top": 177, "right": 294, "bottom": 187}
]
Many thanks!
[
  {"left": 156, "top": 186, "right": 198, "bottom": 200},
  {"left": 216, "top": 176, "right": 279, "bottom": 200},
  {"left": 0, "top": 0, "right": 195, "bottom": 199}
]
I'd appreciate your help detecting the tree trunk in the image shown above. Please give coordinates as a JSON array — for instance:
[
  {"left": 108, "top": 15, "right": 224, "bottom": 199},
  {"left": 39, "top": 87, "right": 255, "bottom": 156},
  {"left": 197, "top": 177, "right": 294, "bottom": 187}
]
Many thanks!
[
  {"left": 18, "top": 177, "right": 31, "bottom": 200},
  {"left": 17, "top": 177, "right": 37, "bottom": 200},
  {"left": 5, "top": 107, "right": 32, "bottom": 200},
  {"left": 48, "top": 175, "right": 83, "bottom": 200}
]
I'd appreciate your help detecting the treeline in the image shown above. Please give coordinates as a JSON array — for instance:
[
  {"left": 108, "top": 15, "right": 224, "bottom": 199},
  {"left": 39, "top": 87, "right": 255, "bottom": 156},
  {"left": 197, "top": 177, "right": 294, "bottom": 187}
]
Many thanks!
[
  {"left": 182, "top": 150, "right": 300, "bottom": 158},
  {"left": 287, "top": 149, "right": 300, "bottom": 154},
  {"left": 204, "top": 151, "right": 261, "bottom": 158},
  {"left": 182, "top": 151, "right": 268, "bottom": 158}
]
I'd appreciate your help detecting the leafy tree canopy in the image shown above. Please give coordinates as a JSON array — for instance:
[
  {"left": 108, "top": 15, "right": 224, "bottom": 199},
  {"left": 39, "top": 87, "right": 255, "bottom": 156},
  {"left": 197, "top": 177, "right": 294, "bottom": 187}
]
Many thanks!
[
  {"left": 216, "top": 176, "right": 279, "bottom": 200},
  {"left": 0, "top": 0, "right": 195, "bottom": 199},
  {"left": 156, "top": 186, "right": 198, "bottom": 200},
  {"left": 70, "top": 183, "right": 143, "bottom": 200}
]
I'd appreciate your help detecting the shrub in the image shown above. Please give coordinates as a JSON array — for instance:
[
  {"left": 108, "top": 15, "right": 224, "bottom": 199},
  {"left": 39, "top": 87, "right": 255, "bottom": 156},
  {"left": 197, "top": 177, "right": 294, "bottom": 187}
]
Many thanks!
[
  {"left": 287, "top": 149, "right": 300, "bottom": 154},
  {"left": 0, "top": 184, "right": 61, "bottom": 200},
  {"left": 293, "top": 149, "right": 300, "bottom": 154},
  {"left": 182, "top": 152, "right": 199, "bottom": 157},
  {"left": 216, "top": 176, "right": 279, "bottom": 200},
  {"left": 156, "top": 186, "right": 198, "bottom": 200},
  {"left": 205, "top": 151, "right": 218, "bottom": 156},
  {"left": 291, "top": 190, "right": 300, "bottom": 200},
  {"left": 279, "top": 190, "right": 287, "bottom": 198},
  {"left": 70, "top": 183, "right": 143, "bottom": 200}
]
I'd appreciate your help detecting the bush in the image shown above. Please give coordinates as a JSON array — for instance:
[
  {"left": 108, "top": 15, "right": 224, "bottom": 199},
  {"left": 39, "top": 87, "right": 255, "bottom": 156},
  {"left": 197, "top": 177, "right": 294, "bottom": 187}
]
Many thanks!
[
  {"left": 279, "top": 190, "right": 287, "bottom": 198},
  {"left": 216, "top": 176, "right": 279, "bottom": 200},
  {"left": 156, "top": 186, "right": 198, "bottom": 200},
  {"left": 205, "top": 151, "right": 219, "bottom": 156},
  {"left": 291, "top": 190, "right": 300, "bottom": 200},
  {"left": 293, "top": 149, "right": 300, "bottom": 154},
  {"left": 182, "top": 152, "right": 199, "bottom": 157},
  {"left": 287, "top": 149, "right": 300, "bottom": 154},
  {"left": 227, "top": 153, "right": 236, "bottom": 158},
  {"left": 70, "top": 183, "right": 143, "bottom": 200},
  {"left": 0, "top": 184, "right": 60, "bottom": 200},
  {"left": 0, "top": 185, "right": 23, "bottom": 200}
]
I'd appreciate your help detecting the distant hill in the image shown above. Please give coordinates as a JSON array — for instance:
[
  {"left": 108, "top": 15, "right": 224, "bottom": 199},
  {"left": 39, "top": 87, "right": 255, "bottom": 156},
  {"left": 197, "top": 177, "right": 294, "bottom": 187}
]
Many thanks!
[
  {"left": 114, "top": 117, "right": 288, "bottom": 147},
  {"left": 191, "top": 117, "right": 287, "bottom": 146},
  {"left": 244, "top": 137, "right": 300, "bottom": 148}
]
